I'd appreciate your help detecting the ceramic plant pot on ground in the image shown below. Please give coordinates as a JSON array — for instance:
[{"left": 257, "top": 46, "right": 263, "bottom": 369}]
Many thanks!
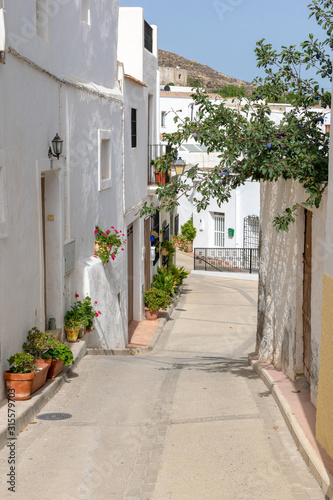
[
  {"left": 65, "top": 325, "right": 80, "bottom": 343},
  {"left": 31, "top": 360, "right": 51, "bottom": 394},
  {"left": 47, "top": 359, "right": 64, "bottom": 379},
  {"left": 145, "top": 307, "right": 159, "bottom": 321},
  {"left": 78, "top": 325, "right": 86, "bottom": 339},
  {"left": 185, "top": 241, "right": 193, "bottom": 253},
  {"left": 4, "top": 371, "right": 36, "bottom": 401}
]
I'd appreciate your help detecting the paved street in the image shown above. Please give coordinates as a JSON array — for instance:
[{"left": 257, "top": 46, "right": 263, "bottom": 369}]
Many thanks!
[{"left": 0, "top": 264, "right": 325, "bottom": 499}]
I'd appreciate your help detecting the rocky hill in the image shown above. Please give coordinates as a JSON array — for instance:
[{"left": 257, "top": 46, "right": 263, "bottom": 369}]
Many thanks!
[{"left": 158, "top": 49, "right": 252, "bottom": 93}]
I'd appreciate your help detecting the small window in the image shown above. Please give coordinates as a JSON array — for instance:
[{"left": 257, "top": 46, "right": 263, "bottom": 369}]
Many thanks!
[
  {"left": 131, "top": 108, "right": 137, "bottom": 148},
  {"left": 214, "top": 213, "right": 225, "bottom": 247},
  {"left": 161, "top": 111, "right": 166, "bottom": 127},
  {"left": 82, "top": 0, "right": 91, "bottom": 25},
  {"left": 98, "top": 130, "right": 112, "bottom": 191},
  {"left": 144, "top": 21, "right": 153, "bottom": 53},
  {"left": 36, "top": 0, "right": 48, "bottom": 39},
  {"left": 325, "top": 125, "right": 330, "bottom": 134}
]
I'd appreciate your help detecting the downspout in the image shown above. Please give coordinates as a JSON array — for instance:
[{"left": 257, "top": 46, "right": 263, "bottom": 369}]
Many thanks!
[{"left": 122, "top": 100, "right": 125, "bottom": 215}]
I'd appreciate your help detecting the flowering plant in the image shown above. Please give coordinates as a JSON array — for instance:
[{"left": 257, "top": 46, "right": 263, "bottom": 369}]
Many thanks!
[
  {"left": 172, "top": 234, "right": 189, "bottom": 252},
  {"left": 74, "top": 294, "right": 101, "bottom": 331},
  {"left": 22, "top": 327, "right": 54, "bottom": 358},
  {"left": 94, "top": 225, "right": 126, "bottom": 265}
]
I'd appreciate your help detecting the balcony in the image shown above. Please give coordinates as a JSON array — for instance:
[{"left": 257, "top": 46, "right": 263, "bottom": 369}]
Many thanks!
[{"left": 148, "top": 144, "right": 171, "bottom": 186}]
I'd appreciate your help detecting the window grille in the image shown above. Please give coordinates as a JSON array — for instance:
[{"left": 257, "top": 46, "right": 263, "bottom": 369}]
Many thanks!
[{"left": 214, "top": 213, "right": 225, "bottom": 247}]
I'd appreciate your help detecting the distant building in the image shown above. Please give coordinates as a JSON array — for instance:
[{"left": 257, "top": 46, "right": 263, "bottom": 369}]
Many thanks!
[{"left": 160, "top": 67, "right": 188, "bottom": 87}]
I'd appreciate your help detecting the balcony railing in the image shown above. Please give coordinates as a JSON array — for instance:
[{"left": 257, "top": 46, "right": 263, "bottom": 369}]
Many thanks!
[
  {"left": 148, "top": 144, "right": 171, "bottom": 185},
  {"left": 194, "top": 248, "right": 259, "bottom": 274}
]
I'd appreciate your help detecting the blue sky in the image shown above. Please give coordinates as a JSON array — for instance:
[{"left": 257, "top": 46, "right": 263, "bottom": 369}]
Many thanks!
[{"left": 119, "top": 0, "right": 330, "bottom": 88}]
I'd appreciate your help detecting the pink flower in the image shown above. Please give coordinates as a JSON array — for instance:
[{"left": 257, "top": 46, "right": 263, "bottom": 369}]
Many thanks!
[
  {"left": 114, "top": 230, "right": 118, "bottom": 234},
  {"left": 106, "top": 230, "right": 110, "bottom": 234},
  {"left": 95, "top": 313, "right": 99, "bottom": 316},
  {"left": 94, "top": 230, "right": 99, "bottom": 234},
  {"left": 102, "top": 233, "right": 105, "bottom": 236},
  {"left": 111, "top": 226, "right": 114, "bottom": 229},
  {"left": 111, "top": 255, "right": 115, "bottom": 260},
  {"left": 121, "top": 248, "right": 124, "bottom": 251},
  {"left": 98, "top": 311, "right": 101, "bottom": 314},
  {"left": 110, "top": 245, "right": 112, "bottom": 248},
  {"left": 75, "top": 294, "right": 79, "bottom": 298},
  {"left": 95, "top": 301, "right": 98, "bottom": 304}
]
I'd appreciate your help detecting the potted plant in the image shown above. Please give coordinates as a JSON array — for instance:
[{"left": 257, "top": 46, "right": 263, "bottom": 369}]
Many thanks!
[
  {"left": 74, "top": 294, "right": 101, "bottom": 338},
  {"left": 22, "top": 327, "right": 54, "bottom": 393},
  {"left": 42, "top": 339, "right": 74, "bottom": 378},
  {"left": 4, "top": 353, "right": 37, "bottom": 401},
  {"left": 94, "top": 225, "right": 126, "bottom": 265},
  {"left": 64, "top": 303, "right": 82, "bottom": 342},
  {"left": 144, "top": 287, "right": 172, "bottom": 320},
  {"left": 180, "top": 215, "right": 197, "bottom": 253},
  {"left": 152, "top": 266, "right": 177, "bottom": 295},
  {"left": 152, "top": 157, "right": 166, "bottom": 184}
]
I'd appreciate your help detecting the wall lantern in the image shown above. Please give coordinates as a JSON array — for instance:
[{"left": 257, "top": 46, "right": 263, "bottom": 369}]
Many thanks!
[
  {"left": 173, "top": 157, "right": 186, "bottom": 176},
  {"left": 48, "top": 133, "right": 63, "bottom": 160}
]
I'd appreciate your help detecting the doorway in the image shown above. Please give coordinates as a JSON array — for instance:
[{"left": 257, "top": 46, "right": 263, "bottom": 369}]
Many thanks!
[
  {"left": 127, "top": 224, "right": 134, "bottom": 328},
  {"left": 302, "top": 209, "right": 312, "bottom": 383}
]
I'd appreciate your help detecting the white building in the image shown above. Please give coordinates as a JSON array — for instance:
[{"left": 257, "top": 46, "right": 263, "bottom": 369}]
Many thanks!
[
  {"left": 160, "top": 88, "right": 261, "bottom": 256},
  {"left": 0, "top": 1, "right": 160, "bottom": 400}
]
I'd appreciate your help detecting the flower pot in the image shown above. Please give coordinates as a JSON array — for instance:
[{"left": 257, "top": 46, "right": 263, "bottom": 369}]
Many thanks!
[
  {"left": 31, "top": 361, "right": 51, "bottom": 394},
  {"left": 154, "top": 172, "right": 166, "bottom": 184},
  {"left": 47, "top": 359, "right": 64, "bottom": 379},
  {"left": 145, "top": 307, "right": 159, "bottom": 321},
  {"left": 65, "top": 325, "right": 80, "bottom": 342},
  {"left": 4, "top": 370, "right": 36, "bottom": 401},
  {"left": 78, "top": 325, "right": 86, "bottom": 339},
  {"left": 185, "top": 241, "right": 193, "bottom": 253}
]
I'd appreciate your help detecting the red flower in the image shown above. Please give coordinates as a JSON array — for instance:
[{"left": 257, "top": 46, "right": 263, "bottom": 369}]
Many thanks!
[
  {"left": 95, "top": 313, "right": 99, "bottom": 316},
  {"left": 75, "top": 294, "right": 79, "bottom": 298},
  {"left": 121, "top": 248, "right": 124, "bottom": 251},
  {"left": 87, "top": 329, "right": 91, "bottom": 332},
  {"left": 98, "top": 311, "right": 101, "bottom": 314},
  {"left": 95, "top": 301, "right": 98, "bottom": 304},
  {"left": 111, "top": 226, "right": 114, "bottom": 229}
]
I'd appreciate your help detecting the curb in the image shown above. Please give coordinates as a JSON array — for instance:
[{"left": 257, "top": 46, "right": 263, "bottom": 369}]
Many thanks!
[
  {"left": 86, "top": 289, "right": 182, "bottom": 357},
  {"left": 0, "top": 340, "right": 87, "bottom": 451},
  {"left": 249, "top": 356, "right": 333, "bottom": 499}
]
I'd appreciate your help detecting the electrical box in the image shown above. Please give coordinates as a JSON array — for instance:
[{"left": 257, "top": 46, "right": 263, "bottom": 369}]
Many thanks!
[{"left": 228, "top": 228, "right": 235, "bottom": 238}]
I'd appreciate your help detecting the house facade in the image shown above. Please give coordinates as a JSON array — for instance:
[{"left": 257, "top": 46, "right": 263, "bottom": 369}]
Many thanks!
[
  {"left": 160, "top": 87, "right": 261, "bottom": 253},
  {"left": 0, "top": 1, "right": 160, "bottom": 401}
]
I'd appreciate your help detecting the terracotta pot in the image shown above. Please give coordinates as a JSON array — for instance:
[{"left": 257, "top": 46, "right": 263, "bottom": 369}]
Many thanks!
[
  {"left": 154, "top": 172, "right": 166, "bottom": 184},
  {"left": 65, "top": 325, "right": 80, "bottom": 342},
  {"left": 185, "top": 241, "right": 193, "bottom": 253},
  {"left": 47, "top": 359, "right": 64, "bottom": 379},
  {"left": 4, "top": 370, "right": 36, "bottom": 401},
  {"left": 78, "top": 325, "right": 86, "bottom": 339},
  {"left": 31, "top": 361, "right": 50, "bottom": 394},
  {"left": 145, "top": 307, "right": 159, "bottom": 321}
]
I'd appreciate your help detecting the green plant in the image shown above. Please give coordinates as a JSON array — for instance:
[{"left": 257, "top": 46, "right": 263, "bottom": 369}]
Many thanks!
[
  {"left": 42, "top": 339, "right": 74, "bottom": 365},
  {"left": 181, "top": 215, "right": 197, "bottom": 242},
  {"left": 7, "top": 353, "right": 37, "bottom": 374},
  {"left": 170, "top": 265, "right": 190, "bottom": 287},
  {"left": 64, "top": 303, "right": 84, "bottom": 328},
  {"left": 94, "top": 225, "right": 126, "bottom": 265},
  {"left": 144, "top": 287, "right": 172, "bottom": 312},
  {"left": 74, "top": 295, "right": 101, "bottom": 331},
  {"left": 22, "top": 327, "right": 54, "bottom": 358},
  {"left": 152, "top": 266, "right": 177, "bottom": 295}
]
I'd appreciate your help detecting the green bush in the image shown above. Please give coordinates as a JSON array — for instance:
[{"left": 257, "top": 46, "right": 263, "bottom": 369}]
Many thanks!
[
  {"left": 170, "top": 265, "right": 190, "bottom": 286},
  {"left": 22, "top": 327, "right": 54, "bottom": 359},
  {"left": 152, "top": 267, "right": 177, "bottom": 295},
  {"left": 181, "top": 215, "right": 197, "bottom": 242},
  {"left": 7, "top": 353, "right": 37, "bottom": 374},
  {"left": 42, "top": 339, "right": 74, "bottom": 365},
  {"left": 144, "top": 288, "right": 172, "bottom": 312}
]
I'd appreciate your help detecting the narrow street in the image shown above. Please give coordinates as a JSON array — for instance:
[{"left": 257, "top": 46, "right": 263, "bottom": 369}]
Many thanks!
[{"left": 0, "top": 259, "right": 325, "bottom": 500}]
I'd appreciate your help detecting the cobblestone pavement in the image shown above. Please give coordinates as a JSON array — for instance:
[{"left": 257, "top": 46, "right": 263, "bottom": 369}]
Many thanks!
[{"left": 0, "top": 273, "right": 326, "bottom": 499}]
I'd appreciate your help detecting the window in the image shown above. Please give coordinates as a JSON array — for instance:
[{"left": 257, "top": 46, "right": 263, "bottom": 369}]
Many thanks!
[
  {"left": 144, "top": 21, "right": 153, "bottom": 53},
  {"left": 36, "top": 0, "right": 48, "bottom": 39},
  {"left": 82, "top": 0, "right": 91, "bottom": 25},
  {"left": 161, "top": 111, "right": 166, "bottom": 127},
  {"left": 98, "top": 130, "right": 112, "bottom": 191},
  {"left": 325, "top": 125, "right": 330, "bottom": 134},
  {"left": 131, "top": 108, "right": 137, "bottom": 148},
  {"left": 214, "top": 213, "right": 225, "bottom": 247}
]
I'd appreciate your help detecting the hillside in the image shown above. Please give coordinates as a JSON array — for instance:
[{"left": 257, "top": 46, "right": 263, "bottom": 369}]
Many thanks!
[{"left": 158, "top": 49, "right": 253, "bottom": 93}]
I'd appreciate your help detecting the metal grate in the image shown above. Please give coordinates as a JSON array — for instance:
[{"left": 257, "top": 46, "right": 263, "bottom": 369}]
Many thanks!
[
  {"left": 194, "top": 248, "right": 259, "bottom": 274},
  {"left": 243, "top": 215, "right": 260, "bottom": 249},
  {"left": 37, "top": 413, "right": 72, "bottom": 421}
]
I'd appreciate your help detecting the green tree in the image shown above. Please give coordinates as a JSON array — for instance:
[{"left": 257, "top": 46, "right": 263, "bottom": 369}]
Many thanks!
[
  {"left": 141, "top": 0, "right": 332, "bottom": 231},
  {"left": 215, "top": 84, "right": 248, "bottom": 98}
]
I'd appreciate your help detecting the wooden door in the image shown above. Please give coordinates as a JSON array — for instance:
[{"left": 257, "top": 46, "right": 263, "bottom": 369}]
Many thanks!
[
  {"left": 303, "top": 210, "right": 312, "bottom": 383},
  {"left": 127, "top": 224, "right": 134, "bottom": 327},
  {"left": 144, "top": 217, "right": 151, "bottom": 290}
]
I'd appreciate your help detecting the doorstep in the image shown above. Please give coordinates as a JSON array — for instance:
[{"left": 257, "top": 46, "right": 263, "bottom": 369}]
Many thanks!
[
  {"left": 0, "top": 340, "right": 86, "bottom": 451},
  {"left": 249, "top": 355, "right": 333, "bottom": 499}
]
